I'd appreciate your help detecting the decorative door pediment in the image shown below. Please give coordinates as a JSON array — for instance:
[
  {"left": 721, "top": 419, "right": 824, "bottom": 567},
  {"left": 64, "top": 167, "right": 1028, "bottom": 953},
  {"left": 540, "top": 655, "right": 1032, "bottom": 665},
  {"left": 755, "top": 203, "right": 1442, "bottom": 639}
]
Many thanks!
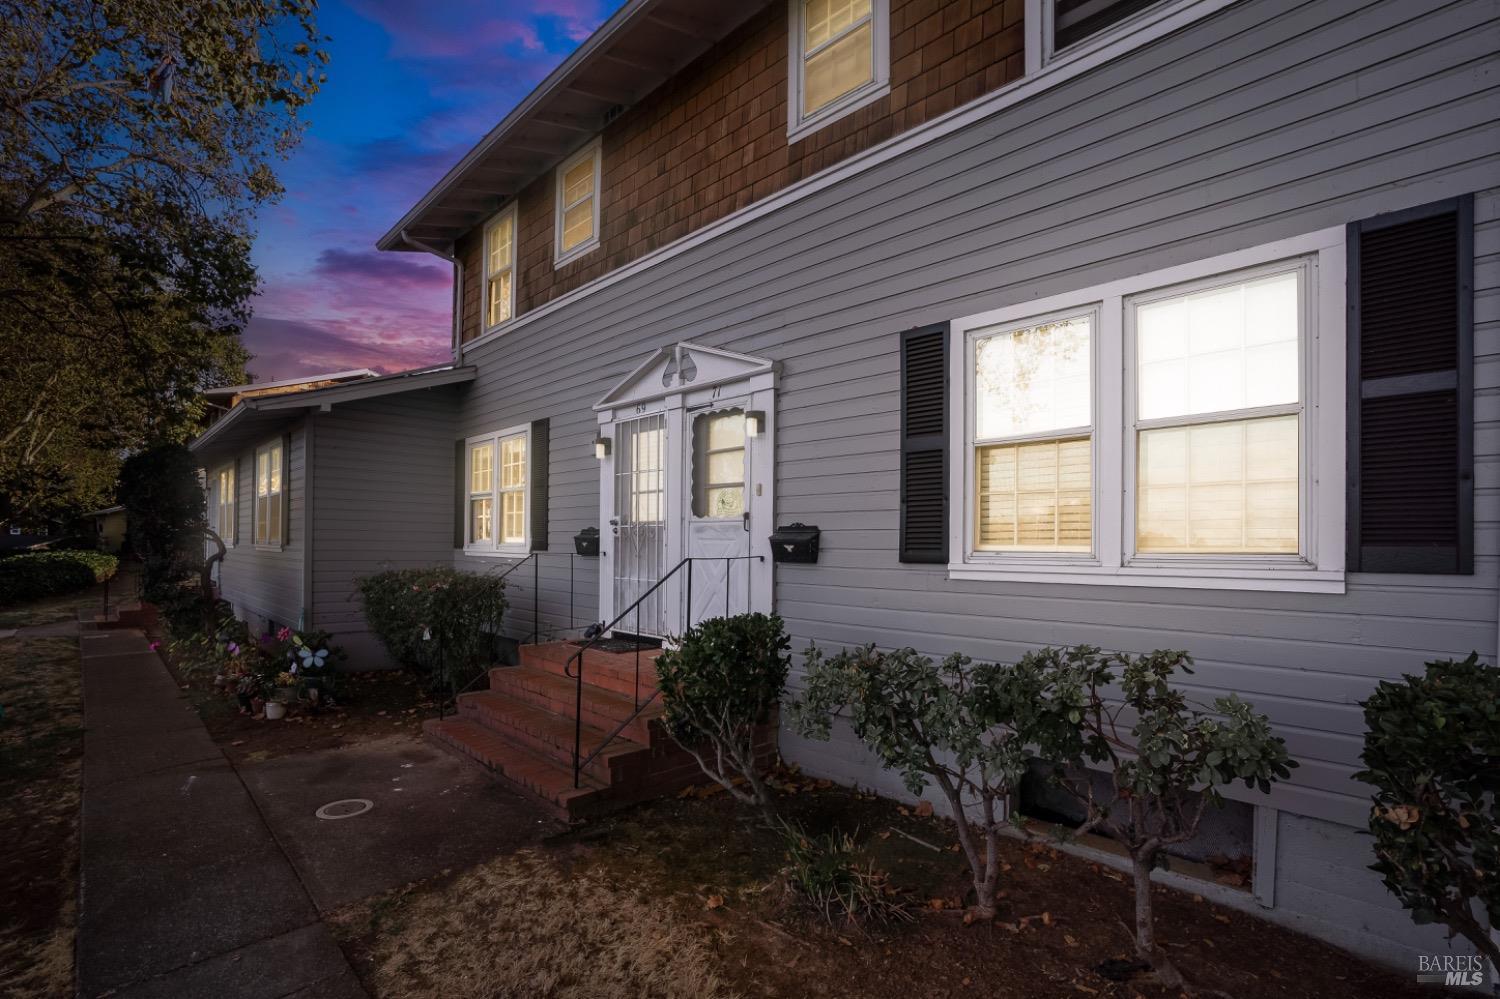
[{"left": 594, "top": 342, "right": 775, "bottom": 413}]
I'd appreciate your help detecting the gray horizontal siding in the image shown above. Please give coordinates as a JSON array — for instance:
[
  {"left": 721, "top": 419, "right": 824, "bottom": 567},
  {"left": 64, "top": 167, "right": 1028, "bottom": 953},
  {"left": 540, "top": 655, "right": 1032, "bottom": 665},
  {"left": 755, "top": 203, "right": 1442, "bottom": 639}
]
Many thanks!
[
  {"left": 217, "top": 423, "right": 306, "bottom": 630},
  {"left": 451, "top": 0, "right": 1500, "bottom": 828},
  {"left": 309, "top": 389, "right": 459, "bottom": 668}
]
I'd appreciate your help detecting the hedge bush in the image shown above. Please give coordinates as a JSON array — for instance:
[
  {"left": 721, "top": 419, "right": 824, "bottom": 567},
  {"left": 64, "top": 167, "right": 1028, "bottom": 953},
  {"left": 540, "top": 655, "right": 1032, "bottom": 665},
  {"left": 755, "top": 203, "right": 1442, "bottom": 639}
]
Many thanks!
[
  {"left": 356, "top": 567, "right": 507, "bottom": 694},
  {"left": 0, "top": 549, "right": 118, "bottom": 605}
]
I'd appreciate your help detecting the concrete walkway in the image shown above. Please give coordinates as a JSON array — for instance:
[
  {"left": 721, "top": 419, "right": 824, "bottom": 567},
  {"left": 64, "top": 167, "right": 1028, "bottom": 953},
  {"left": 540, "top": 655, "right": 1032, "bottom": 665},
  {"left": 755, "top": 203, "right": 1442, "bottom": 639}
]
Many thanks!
[{"left": 77, "top": 628, "right": 366, "bottom": 999}]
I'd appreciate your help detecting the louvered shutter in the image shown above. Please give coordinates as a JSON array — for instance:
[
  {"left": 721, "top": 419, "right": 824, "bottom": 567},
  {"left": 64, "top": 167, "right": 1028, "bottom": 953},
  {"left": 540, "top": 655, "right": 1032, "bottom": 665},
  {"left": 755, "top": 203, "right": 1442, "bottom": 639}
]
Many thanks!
[
  {"left": 1347, "top": 195, "right": 1473, "bottom": 574},
  {"left": 900, "top": 323, "right": 950, "bottom": 563},
  {"left": 529, "top": 419, "right": 549, "bottom": 551}
]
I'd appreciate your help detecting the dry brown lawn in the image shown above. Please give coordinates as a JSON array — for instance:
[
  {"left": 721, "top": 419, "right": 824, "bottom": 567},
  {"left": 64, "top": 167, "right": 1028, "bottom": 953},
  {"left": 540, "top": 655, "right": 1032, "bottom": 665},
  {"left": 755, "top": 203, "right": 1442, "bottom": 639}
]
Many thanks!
[
  {"left": 333, "top": 848, "right": 738, "bottom": 999},
  {"left": 0, "top": 592, "right": 90, "bottom": 998}
]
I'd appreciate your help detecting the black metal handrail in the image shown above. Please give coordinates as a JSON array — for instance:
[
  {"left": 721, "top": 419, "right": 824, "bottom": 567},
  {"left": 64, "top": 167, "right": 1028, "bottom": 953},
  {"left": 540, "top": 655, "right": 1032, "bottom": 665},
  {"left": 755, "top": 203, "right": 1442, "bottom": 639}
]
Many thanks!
[{"left": 567, "top": 553, "right": 764, "bottom": 788}]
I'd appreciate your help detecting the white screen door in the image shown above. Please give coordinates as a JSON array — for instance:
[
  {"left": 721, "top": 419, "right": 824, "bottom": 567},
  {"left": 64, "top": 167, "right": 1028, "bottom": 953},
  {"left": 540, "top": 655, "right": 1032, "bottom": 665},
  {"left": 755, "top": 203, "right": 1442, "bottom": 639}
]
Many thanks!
[
  {"left": 684, "top": 404, "right": 752, "bottom": 627},
  {"left": 611, "top": 413, "right": 668, "bottom": 636}
]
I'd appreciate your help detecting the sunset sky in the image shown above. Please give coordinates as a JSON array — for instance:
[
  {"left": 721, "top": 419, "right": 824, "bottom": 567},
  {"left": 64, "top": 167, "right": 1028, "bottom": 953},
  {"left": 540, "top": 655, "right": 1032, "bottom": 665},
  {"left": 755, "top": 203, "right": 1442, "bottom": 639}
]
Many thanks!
[{"left": 243, "top": 0, "right": 622, "bottom": 382}]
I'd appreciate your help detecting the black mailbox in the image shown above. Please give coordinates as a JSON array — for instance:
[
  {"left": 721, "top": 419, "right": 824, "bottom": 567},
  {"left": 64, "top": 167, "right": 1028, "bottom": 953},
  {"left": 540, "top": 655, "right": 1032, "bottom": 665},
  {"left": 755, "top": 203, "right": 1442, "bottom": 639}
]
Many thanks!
[
  {"left": 573, "top": 526, "right": 600, "bottom": 557},
  {"left": 769, "top": 523, "right": 819, "bottom": 564}
]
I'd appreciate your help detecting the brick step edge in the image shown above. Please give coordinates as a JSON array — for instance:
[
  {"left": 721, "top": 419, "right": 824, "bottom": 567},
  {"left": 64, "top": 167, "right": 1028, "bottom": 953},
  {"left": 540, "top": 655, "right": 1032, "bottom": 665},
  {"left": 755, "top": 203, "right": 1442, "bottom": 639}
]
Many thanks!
[
  {"left": 514, "top": 650, "right": 660, "bottom": 699},
  {"left": 488, "top": 668, "right": 661, "bottom": 743},
  {"left": 423, "top": 717, "right": 609, "bottom": 820},
  {"left": 456, "top": 691, "right": 646, "bottom": 784}
]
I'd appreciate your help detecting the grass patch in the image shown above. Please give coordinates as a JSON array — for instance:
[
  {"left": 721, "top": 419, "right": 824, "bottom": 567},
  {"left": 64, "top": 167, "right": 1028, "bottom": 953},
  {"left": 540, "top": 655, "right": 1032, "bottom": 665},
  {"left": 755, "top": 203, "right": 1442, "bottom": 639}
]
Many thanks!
[
  {"left": 332, "top": 849, "right": 737, "bottom": 999},
  {"left": 0, "top": 625, "right": 84, "bottom": 998}
]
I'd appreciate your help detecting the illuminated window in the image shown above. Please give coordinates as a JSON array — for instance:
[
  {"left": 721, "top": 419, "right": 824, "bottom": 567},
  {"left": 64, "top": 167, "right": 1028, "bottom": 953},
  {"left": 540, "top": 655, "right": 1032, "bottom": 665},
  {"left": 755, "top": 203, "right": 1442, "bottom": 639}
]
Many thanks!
[
  {"left": 215, "top": 464, "right": 236, "bottom": 545},
  {"left": 465, "top": 426, "right": 530, "bottom": 551},
  {"left": 788, "top": 0, "right": 889, "bottom": 140},
  {"left": 692, "top": 409, "right": 746, "bottom": 519},
  {"left": 253, "top": 440, "right": 284, "bottom": 547},
  {"left": 554, "top": 139, "right": 601, "bottom": 265},
  {"left": 484, "top": 205, "right": 517, "bottom": 329}
]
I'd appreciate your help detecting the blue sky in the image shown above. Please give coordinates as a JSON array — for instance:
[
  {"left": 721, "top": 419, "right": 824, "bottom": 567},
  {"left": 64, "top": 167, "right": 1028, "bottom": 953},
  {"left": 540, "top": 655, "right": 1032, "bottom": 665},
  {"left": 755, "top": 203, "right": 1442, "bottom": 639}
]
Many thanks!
[{"left": 244, "top": 0, "right": 622, "bottom": 381}]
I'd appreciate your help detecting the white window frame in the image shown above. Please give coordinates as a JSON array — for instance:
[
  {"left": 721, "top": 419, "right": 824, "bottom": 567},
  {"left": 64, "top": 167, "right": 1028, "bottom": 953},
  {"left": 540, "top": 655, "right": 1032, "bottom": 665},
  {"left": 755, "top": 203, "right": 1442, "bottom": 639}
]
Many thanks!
[
  {"left": 967, "top": 306, "right": 1099, "bottom": 561},
  {"left": 483, "top": 203, "right": 519, "bottom": 333},
  {"left": 252, "top": 439, "right": 285, "bottom": 550},
  {"left": 553, "top": 138, "right": 601, "bottom": 268},
  {"left": 948, "top": 226, "right": 1347, "bottom": 593},
  {"left": 215, "top": 463, "right": 236, "bottom": 547},
  {"left": 464, "top": 424, "right": 532, "bottom": 556},
  {"left": 1024, "top": 0, "right": 1203, "bottom": 76},
  {"left": 786, "top": 0, "right": 891, "bottom": 144}
]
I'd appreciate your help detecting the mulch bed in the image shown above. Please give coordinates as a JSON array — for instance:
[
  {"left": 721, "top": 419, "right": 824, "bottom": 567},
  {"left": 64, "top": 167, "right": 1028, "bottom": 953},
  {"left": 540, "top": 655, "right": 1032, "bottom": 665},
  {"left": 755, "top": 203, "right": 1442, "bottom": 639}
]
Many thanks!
[{"left": 549, "top": 778, "right": 1452, "bottom": 999}]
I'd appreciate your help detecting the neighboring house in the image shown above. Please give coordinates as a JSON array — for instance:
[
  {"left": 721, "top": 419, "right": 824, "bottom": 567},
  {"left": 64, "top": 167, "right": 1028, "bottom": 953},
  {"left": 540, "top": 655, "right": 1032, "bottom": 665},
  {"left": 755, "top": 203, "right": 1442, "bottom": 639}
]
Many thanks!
[
  {"left": 0, "top": 523, "right": 61, "bottom": 552},
  {"left": 189, "top": 366, "right": 473, "bottom": 655},
  {"left": 87, "top": 506, "right": 127, "bottom": 553},
  {"left": 200, "top": 369, "right": 379, "bottom": 428},
  {"left": 198, "top": 0, "right": 1499, "bottom": 969}
]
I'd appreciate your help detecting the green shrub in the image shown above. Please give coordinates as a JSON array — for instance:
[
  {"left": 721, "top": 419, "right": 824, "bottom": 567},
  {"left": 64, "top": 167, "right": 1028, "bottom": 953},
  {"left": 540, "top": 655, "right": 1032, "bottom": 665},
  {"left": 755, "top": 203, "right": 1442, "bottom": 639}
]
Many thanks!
[
  {"left": 357, "top": 567, "right": 507, "bottom": 694},
  {"left": 1355, "top": 653, "right": 1500, "bottom": 970},
  {"left": 0, "top": 549, "right": 118, "bottom": 605},
  {"left": 778, "top": 821, "right": 909, "bottom": 929},
  {"left": 654, "top": 612, "right": 790, "bottom": 821},
  {"left": 1026, "top": 646, "right": 1296, "bottom": 989},
  {"left": 791, "top": 644, "right": 1070, "bottom": 921}
]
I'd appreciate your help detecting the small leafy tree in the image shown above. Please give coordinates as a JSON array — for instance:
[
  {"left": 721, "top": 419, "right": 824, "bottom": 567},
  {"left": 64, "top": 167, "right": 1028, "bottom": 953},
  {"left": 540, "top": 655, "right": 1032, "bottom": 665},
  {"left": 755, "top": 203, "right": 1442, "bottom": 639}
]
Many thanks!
[
  {"left": 1355, "top": 653, "right": 1500, "bottom": 970},
  {"left": 654, "top": 612, "right": 790, "bottom": 822},
  {"left": 791, "top": 644, "right": 1074, "bottom": 921},
  {"left": 356, "top": 567, "right": 507, "bottom": 696},
  {"left": 1027, "top": 646, "right": 1297, "bottom": 989}
]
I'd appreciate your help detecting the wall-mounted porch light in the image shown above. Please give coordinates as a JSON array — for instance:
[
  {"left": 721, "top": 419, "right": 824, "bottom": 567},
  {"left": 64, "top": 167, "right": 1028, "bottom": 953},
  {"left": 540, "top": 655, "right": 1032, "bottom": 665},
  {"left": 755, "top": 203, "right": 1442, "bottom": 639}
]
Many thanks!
[
  {"left": 594, "top": 435, "right": 612, "bottom": 459},
  {"left": 744, "top": 410, "right": 765, "bottom": 438}
]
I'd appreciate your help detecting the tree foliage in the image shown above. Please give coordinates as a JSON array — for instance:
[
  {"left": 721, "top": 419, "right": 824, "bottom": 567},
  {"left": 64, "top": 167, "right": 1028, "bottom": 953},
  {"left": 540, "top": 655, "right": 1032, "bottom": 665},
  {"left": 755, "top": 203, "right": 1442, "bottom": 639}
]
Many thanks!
[
  {"left": 117, "top": 442, "right": 209, "bottom": 615},
  {"left": 791, "top": 644, "right": 1078, "bottom": 921},
  {"left": 1026, "top": 646, "right": 1296, "bottom": 989},
  {"left": 1355, "top": 653, "right": 1500, "bottom": 969},
  {"left": 0, "top": 0, "right": 328, "bottom": 524},
  {"left": 654, "top": 612, "right": 790, "bottom": 821}
]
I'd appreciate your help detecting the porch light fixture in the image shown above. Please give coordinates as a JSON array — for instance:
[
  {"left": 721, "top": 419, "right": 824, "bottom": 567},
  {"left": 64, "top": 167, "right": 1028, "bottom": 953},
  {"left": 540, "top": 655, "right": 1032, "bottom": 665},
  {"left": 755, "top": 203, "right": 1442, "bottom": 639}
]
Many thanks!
[
  {"left": 594, "top": 435, "right": 611, "bottom": 459},
  {"left": 744, "top": 410, "right": 765, "bottom": 438}
]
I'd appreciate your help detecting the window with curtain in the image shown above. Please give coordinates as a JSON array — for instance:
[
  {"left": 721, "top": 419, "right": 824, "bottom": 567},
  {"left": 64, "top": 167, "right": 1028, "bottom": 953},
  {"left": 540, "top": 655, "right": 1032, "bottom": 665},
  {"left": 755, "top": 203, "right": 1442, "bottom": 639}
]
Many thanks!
[
  {"left": 253, "top": 441, "right": 283, "bottom": 547},
  {"left": 692, "top": 409, "right": 746, "bottom": 518},
  {"left": 971, "top": 314, "right": 1093, "bottom": 552},
  {"left": 216, "top": 465, "right": 236, "bottom": 545}
]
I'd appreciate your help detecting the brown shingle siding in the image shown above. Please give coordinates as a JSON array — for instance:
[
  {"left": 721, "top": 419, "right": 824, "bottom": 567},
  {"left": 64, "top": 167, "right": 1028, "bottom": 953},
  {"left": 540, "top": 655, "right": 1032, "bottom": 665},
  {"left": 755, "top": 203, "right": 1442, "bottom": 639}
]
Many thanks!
[{"left": 458, "top": 0, "right": 1023, "bottom": 343}]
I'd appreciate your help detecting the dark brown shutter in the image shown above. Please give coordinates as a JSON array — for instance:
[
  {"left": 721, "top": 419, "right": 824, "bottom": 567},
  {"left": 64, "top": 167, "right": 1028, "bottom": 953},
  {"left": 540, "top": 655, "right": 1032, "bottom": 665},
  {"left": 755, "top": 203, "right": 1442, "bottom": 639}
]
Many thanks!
[
  {"left": 900, "top": 323, "right": 950, "bottom": 563},
  {"left": 529, "top": 419, "right": 549, "bottom": 551},
  {"left": 1347, "top": 195, "right": 1473, "bottom": 574},
  {"left": 453, "top": 439, "right": 466, "bottom": 549}
]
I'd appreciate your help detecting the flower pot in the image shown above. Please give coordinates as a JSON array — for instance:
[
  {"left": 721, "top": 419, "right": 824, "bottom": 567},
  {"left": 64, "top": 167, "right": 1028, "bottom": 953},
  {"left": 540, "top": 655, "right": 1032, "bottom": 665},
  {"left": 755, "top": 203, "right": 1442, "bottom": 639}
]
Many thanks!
[{"left": 264, "top": 701, "right": 287, "bottom": 720}]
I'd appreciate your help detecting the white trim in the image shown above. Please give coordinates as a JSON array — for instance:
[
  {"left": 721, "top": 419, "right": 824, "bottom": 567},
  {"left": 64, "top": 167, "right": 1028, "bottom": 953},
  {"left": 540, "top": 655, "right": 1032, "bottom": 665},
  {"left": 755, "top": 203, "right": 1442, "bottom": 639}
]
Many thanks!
[
  {"left": 786, "top": 0, "right": 891, "bottom": 144},
  {"left": 947, "top": 226, "right": 1347, "bottom": 594},
  {"left": 252, "top": 438, "right": 286, "bottom": 551},
  {"left": 463, "top": 423, "right": 533, "bottom": 555},
  {"left": 1025, "top": 0, "right": 1203, "bottom": 73},
  {"left": 553, "top": 138, "right": 602, "bottom": 268},
  {"left": 214, "top": 462, "right": 237, "bottom": 548},
  {"left": 482, "top": 203, "right": 519, "bottom": 334},
  {"left": 457, "top": 0, "right": 1238, "bottom": 356}
]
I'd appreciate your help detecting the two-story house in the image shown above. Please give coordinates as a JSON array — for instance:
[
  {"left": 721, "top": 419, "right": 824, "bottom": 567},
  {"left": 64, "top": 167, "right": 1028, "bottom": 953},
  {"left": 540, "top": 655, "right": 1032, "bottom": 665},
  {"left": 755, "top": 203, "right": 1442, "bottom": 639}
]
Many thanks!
[{"left": 190, "top": 0, "right": 1500, "bottom": 970}]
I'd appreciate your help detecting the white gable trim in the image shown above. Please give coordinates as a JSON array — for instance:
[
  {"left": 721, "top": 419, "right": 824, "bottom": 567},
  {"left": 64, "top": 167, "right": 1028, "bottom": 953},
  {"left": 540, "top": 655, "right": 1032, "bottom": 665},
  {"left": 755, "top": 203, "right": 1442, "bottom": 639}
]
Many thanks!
[{"left": 594, "top": 342, "right": 777, "bottom": 413}]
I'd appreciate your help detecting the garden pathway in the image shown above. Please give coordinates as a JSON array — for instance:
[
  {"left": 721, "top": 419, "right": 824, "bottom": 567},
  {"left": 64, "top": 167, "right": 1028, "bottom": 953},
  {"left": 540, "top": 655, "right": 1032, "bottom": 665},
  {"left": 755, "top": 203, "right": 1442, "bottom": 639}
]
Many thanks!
[{"left": 76, "top": 627, "right": 367, "bottom": 999}]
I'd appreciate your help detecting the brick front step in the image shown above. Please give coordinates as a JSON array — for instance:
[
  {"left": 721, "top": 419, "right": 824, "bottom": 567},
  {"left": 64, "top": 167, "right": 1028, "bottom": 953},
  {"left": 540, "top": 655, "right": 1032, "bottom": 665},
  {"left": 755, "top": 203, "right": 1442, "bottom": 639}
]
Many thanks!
[
  {"left": 455, "top": 689, "right": 647, "bottom": 785},
  {"left": 423, "top": 640, "right": 779, "bottom": 821},
  {"left": 488, "top": 666, "right": 662, "bottom": 744},
  {"left": 423, "top": 717, "right": 609, "bottom": 820},
  {"left": 520, "top": 641, "right": 661, "bottom": 699}
]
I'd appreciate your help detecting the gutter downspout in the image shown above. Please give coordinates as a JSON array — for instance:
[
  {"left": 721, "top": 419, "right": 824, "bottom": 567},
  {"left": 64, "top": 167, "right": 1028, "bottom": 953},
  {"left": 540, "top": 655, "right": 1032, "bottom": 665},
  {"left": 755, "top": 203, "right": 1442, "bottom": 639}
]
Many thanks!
[{"left": 400, "top": 229, "right": 463, "bottom": 365}]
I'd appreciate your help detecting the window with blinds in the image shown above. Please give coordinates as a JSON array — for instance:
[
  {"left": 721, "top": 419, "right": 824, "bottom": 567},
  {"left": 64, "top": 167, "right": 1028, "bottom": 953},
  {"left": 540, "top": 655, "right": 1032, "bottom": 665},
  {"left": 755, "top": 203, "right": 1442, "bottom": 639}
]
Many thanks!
[
  {"left": 1051, "top": 0, "right": 1165, "bottom": 52},
  {"left": 789, "top": 0, "right": 890, "bottom": 139}
]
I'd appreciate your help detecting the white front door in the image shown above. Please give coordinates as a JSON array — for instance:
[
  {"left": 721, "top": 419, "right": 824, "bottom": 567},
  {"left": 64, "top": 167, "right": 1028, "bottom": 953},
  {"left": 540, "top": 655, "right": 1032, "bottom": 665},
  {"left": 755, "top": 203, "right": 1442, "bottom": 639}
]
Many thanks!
[
  {"left": 683, "top": 401, "right": 753, "bottom": 627},
  {"left": 596, "top": 343, "right": 776, "bottom": 638}
]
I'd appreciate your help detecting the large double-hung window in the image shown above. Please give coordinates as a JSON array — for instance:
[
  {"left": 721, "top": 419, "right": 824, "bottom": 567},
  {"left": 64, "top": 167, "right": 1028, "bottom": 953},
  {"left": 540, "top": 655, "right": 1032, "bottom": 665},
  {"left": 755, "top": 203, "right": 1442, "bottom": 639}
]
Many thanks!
[{"left": 953, "top": 229, "right": 1345, "bottom": 592}]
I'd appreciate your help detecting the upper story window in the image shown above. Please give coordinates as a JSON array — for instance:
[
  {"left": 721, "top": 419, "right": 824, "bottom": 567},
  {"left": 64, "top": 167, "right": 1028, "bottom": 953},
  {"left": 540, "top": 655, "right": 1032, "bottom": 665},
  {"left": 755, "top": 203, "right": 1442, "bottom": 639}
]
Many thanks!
[
  {"left": 466, "top": 425, "right": 531, "bottom": 552},
  {"left": 951, "top": 227, "right": 1347, "bottom": 592},
  {"left": 554, "top": 139, "right": 601, "bottom": 267},
  {"left": 215, "top": 464, "right": 236, "bottom": 546},
  {"left": 485, "top": 205, "right": 517, "bottom": 329},
  {"left": 253, "top": 440, "right": 284, "bottom": 548},
  {"left": 1028, "top": 0, "right": 1175, "bottom": 69},
  {"left": 787, "top": 0, "right": 890, "bottom": 142}
]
